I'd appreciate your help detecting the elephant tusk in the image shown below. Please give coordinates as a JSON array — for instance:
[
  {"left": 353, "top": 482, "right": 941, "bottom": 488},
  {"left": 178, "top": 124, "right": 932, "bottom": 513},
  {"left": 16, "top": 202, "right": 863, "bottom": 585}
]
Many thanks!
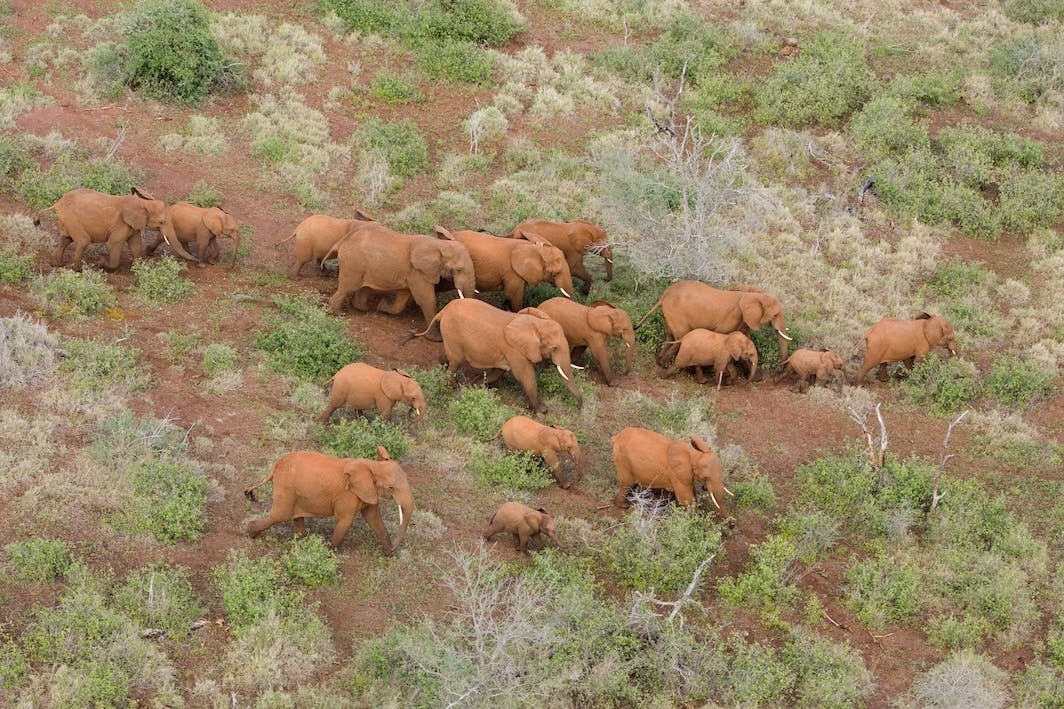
[
  {"left": 474, "top": 289, "right": 481, "bottom": 294},
  {"left": 556, "top": 364, "right": 570, "bottom": 382},
  {"left": 723, "top": 485, "right": 734, "bottom": 497},
  {"left": 605, "top": 258, "right": 613, "bottom": 264},
  {"left": 625, "top": 342, "right": 631, "bottom": 348},
  {"left": 397, "top": 502, "right": 403, "bottom": 528},
  {"left": 457, "top": 289, "right": 465, "bottom": 299},
  {"left": 708, "top": 491, "right": 720, "bottom": 509},
  {"left": 776, "top": 329, "right": 793, "bottom": 341},
  {"left": 415, "top": 408, "right": 421, "bottom": 416},
  {"left": 571, "top": 364, "right": 585, "bottom": 370},
  {"left": 560, "top": 288, "right": 572, "bottom": 298}
]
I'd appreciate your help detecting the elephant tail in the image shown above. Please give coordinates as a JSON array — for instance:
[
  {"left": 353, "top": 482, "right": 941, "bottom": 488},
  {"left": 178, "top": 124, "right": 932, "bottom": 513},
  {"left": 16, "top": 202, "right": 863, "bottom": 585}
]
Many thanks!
[
  {"left": 656, "top": 340, "right": 681, "bottom": 368},
  {"left": 402, "top": 311, "right": 444, "bottom": 346},
  {"left": 321, "top": 231, "right": 356, "bottom": 268},
  {"left": 272, "top": 230, "right": 297, "bottom": 248},
  {"left": 32, "top": 202, "right": 59, "bottom": 227},
  {"left": 244, "top": 469, "right": 275, "bottom": 502},
  {"left": 634, "top": 295, "right": 664, "bottom": 331}
]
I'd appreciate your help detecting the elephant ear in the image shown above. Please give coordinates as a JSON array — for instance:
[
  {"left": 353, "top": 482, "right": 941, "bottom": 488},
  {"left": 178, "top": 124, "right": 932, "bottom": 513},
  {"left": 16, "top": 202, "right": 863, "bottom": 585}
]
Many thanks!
[
  {"left": 375, "top": 446, "right": 391, "bottom": 461},
  {"left": 916, "top": 312, "right": 933, "bottom": 320},
  {"left": 923, "top": 316, "right": 945, "bottom": 343},
  {"left": 203, "top": 208, "right": 225, "bottom": 236},
  {"left": 395, "top": 368, "right": 412, "bottom": 378},
  {"left": 504, "top": 316, "right": 545, "bottom": 363},
  {"left": 433, "top": 225, "right": 454, "bottom": 240},
  {"left": 355, "top": 208, "right": 375, "bottom": 222},
  {"left": 122, "top": 200, "right": 149, "bottom": 230},
  {"left": 739, "top": 295, "right": 766, "bottom": 330},
  {"left": 380, "top": 372, "right": 404, "bottom": 401},
  {"left": 587, "top": 305, "right": 613, "bottom": 334},
  {"left": 131, "top": 186, "right": 155, "bottom": 201},
  {"left": 517, "top": 307, "right": 550, "bottom": 320},
  {"left": 666, "top": 440, "right": 693, "bottom": 486},
  {"left": 343, "top": 462, "right": 378, "bottom": 505},
  {"left": 411, "top": 241, "right": 444, "bottom": 283},
  {"left": 511, "top": 247, "right": 546, "bottom": 284},
  {"left": 589, "top": 299, "right": 617, "bottom": 309},
  {"left": 519, "top": 230, "right": 550, "bottom": 246},
  {"left": 727, "top": 334, "right": 746, "bottom": 359},
  {"left": 690, "top": 436, "right": 712, "bottom": 453}
]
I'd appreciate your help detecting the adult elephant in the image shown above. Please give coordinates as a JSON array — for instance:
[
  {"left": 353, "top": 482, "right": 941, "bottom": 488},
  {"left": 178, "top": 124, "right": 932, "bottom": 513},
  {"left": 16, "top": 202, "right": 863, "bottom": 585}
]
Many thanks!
[
  {"left": 507, "top": 219, "right": 613, "bottom": 294},
  {"left": 449, "top": 229, "right": 576, "bottom": 311},
  {"left": 853, "top": 313, "right": 958, "bottom": 385},
  {"left": 612, "top": 427, "right": 729, "bottom": 514},
  {"left": 537, "top": 297, "right": 633, "bottom": 386},
  {"left": 274, "top": 210, "right": 375, "bottom": 278},
  {"left": 146, "top": 202, "right": 240, "bottom": 265},
  {"left": 327, "top": 223, "right": 476, "bottom": 328},
  {"left": 408, "top": 298, "right": 582, "bottom": 412},
  {"left": 637, "top": 281, "right": 792, "bottom": 363},
  {"left": 244, "top": 447, "right": 413, "bottom": 554},
  {"left": 34, "top": 187, "right": 197, "bottom": 271}
]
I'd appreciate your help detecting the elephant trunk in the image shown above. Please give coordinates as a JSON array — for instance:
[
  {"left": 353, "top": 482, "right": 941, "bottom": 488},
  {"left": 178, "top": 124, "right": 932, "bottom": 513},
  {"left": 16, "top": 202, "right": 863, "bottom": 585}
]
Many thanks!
[
  {"left": 772, "top": 316, "right": 791, "bottom": 362},
  {"left": 160, "top": 220, "right": 199, "bottom": 263},
  {"left": 228, "top": 231, "right": 241, "bottom": 267},
  {"left": 554, "top": 270, "right": 576, "bottom": 300},
  {"left": 551, "top": 350, "right": 583, "bottom": 409},
  {"left": 621, "top": 328, "right": 635, "bottom": 374},
  {"left": 453, "top": 269, "right": 477, "bottom": 302},
  {"left": 389, "top": 486, "right": 414, "bottom": 554},
  {"left": 600, "top": 245, "right": 614, "bottom": 281},
  {"left": 748, "top": 351, "right": 758, "bottom": 383}
]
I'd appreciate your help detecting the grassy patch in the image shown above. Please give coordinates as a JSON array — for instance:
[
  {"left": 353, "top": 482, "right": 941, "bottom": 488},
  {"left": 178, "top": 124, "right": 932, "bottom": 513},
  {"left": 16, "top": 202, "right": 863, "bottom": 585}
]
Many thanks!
[
  {"left": 358, "top": 119, "right": 429, "bottom": 178},
  {"left": 254, "top": 295, "right": 364, "bottom": 381},
  {"left": 4, "top": 538, "right": 71, "bottom": 583},
  {"left": 30, "top": 269, "right": 116, "bottom": 317},
  {"left": 60, "top": 338, "right": 151, "bottom": 393},
  {"left": 902, "top": 356, "right": 980, "bottom": 416},
  {"left": 281, "top": 536, "right": 341, "bottom": 588},
  {"left": 318, "top": 416, "right": 410, "bottom": 460},
  {"left": 213, "top": 550, "right": 312, "bottom": 633},
  {"left": 131, "top": 255, "right": 193, "bottom": 303},
  {"left": 369, "top": 71, "right": 421, "bottom": 103},
  {"left": 844, "top": 553, "right": 922, "bottom": 629},
  {"left": 0, "top": 249, "right": 33, "bottom": 284},
  {"left": 113, "top": 460, "right": 209, "bottom": 543},
  {"left": 468, "top": 446, "right": 553, "bottom": 491},
  {"left": 111, "top": 564, "right": 204, "bottom": 638},
  {"left": 447, "top": 386, "right": 514, "bottom": 441},
  {"left": 16, "top": 152, "right": 140, "bottom": 210},
  {"left": 984, "top": 354, "right": 1055, "bottom": 409},
  {"left": 185, "top": 179, "right": 221, "bottom": 207}
]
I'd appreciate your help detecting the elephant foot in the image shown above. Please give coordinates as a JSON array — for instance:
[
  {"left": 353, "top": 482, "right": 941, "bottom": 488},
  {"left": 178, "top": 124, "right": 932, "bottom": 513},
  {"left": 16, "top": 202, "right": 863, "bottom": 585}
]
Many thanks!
[{"left": 196, "top": 261, "right": 208, "bottom": 269}]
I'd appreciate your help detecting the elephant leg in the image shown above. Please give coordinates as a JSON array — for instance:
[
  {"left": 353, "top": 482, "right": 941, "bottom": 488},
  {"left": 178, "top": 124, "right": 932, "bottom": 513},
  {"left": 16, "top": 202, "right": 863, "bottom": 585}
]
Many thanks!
[
  {"left": 853, "top": 355, "right": 876, "bottom": 385},
  {"left": 571, "top": 345, "right": 588, "bottom": 364},
  {"left": 318, "top": 401, "right": 341, "bottom": 424},
  {"left": 798, "top": 375, "right": 809, "bottom": 393},
  {"left": 569, "top": 255, "right": 593, "bottom": 295},
  {"left": 128, "top": 232, "right": 146, "bottom": 260},
  {"left": 359, "top": 505, "right": 394, "bottom": 554},
  {"left": 289, "top": 258, "right": 308, "bottom": 279},
  {"left": 503, "top": 279, "right": 525, "bottom": 311},
  {"left": 408, "top": 280, "right": 438, "bottom": 326},
  {"left": 516, "top": 527, "right": 530, "bottom": 553},
  {"left": 613, "top": 485, "right": 632, "bottom": 508},
  {"left": 248, "top": 509, "right": 291, "bottom": 538},
  {"left": 509, "top": 358, "right": 544, "bottom": 412},
  {"left": 483, "top": 368, "right": 506, "bottom": 385},
  {"left": 377, "top": 291, "right": 412, "bottom": 315},
  {"left": 694, "top": 365, "right": 707, "bottom": 384},
  {"left": 52, "top": 234, "right": 72, "bottom": 267},
  {"left": 63, "top": 221, "right": 94, "bottom": 271},
  {"left": 377, "top": 399, "right": 395, "bottom": 422},
  {"left": 877, "top": 363, "right": 889, "bottom": 382},
  {"left": 328, "top": 277, "right": 359, "bottom": 314},
  {"left": 206, "top": 238, "right": 221, "bottom": 263},
  {"left": 587, "top": 338, "right": 614, "bottom": 385},
  {"left": 483, "top": 519, "right": 504, "bottom": 542},
  {"left": 144, "top": 235, "right": 161, "bottom": 257},
  {"left": 292, "top": 517, "right": 307, "bottom": 536},
  {"left": 104, "top": 229, "right": 130, "bottom": 270},
  {"left": 903, "top": 356, "right": 916, "bottom": 373}
]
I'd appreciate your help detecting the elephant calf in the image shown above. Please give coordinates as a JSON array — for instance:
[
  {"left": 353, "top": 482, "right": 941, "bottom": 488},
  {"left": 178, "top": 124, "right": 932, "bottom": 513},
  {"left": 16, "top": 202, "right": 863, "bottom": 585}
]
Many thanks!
[
  {"left": 275, "top": 210, "right": 374, "bottom": 278},
  {"left": 319, "top": 363, "right": 426, "bottom": 423},
  {"left": 657, "top": 329, "right": 758, "bottom": 390},
  {"left": 483, "top": 502, "right": 559, "bottom": 553},
  {"left": 853, "top": 313, "right": 958, "bottom": 385},
  {"left": 501, "top": 416, "right": 580, "bottom": 488},
  {"left": 612, "top": 427, "right": 729, "bottom": 514},
  {"left": 774, "top": 348, "right": 845, "bottom": 392},
  {"left": 537, "top": 297, "right": 634, "bottom": 386}
]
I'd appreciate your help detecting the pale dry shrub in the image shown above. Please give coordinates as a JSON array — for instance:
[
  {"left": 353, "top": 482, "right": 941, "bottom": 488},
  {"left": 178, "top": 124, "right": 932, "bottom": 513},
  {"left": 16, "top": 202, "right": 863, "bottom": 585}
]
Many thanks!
[
  {"left": 0, "top": 408, "right": 64, "bottom": 495},
  {"left": 204, "top": 369, "right": 243, "bottom": 396},
  {"left": 546, "top": 0, "right": 686, "bottom": 31},
  {"left": 911, "top": 651, "right": 1008, "bottom": 709},
  {"left": 255, "top": 23, "right": 326, "bottom": 87},
  {"left": 0, "top": 82, "right": 53, "bottom": 129},
  {"left": 0, "top": 213, "right": 52, "bottom": 252},
  {"left": 529, "top": 86, "right": 575, "bottom": 122},
  {"left": 995, "top": 278, "right": 1031, "bottom": 305},
  {"left": 436, "top": 152, "right": 489, "bottom": 189},
  {"left": 356, "top": 150, "right": 396, "bottom": 208},
  {"left": 408, "top": 508, "right": 447, "bottom": 542},
  {"left": 212, "top": 12, "right": 270, "bottom": 55},
  {"left": 15, "top": 455, "right": 130, "bottom": 534},
  {"left": 288, "top": 381, "right": 327, "bottom": 413},
  {"left": 1011, "top": 249, "right": 1064, "bottom": 358},
  {"left": 0, "top": 313, "right": 60, "bottom": 389},
  {"left": 159, "top": 115, "right": 227, "bottom": 155},
  {"left": 464, "top": 105, "right": 508, "bottom": 154},
  {"left": 39, "top": 382, "right": 128, "bottom": 424},
  {"left": 749, "top": 128, "right": 816, "bottom": 181},
  {"left": 492, "top": 45, "right": 620, "bottom": 120},
  {"left": 492, "top": 91, "right": 523, "bottom": 116},
  {"left": 805, "top": 384, "right": 879, "bottom": 414},
  {"left": 220, "top": 611, "right": 334, "bottom": 692}
]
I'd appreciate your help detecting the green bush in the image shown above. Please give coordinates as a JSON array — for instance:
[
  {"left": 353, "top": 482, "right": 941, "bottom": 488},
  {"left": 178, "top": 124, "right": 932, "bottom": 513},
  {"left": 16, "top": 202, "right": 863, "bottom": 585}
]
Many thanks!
[
  {"left": 926, "top": 261, "right": 989, "bottom": 298},
  {"left": 719, "top": 532, "right": 801, "bottom": 608},
  {"left": 469, "top": 446, "right": 553, "bottom": 491},
  {"left": 886, "top": 69, "right": 963, "bottom": 106},
  {"left": 408, "top": 364, "right": 453, "bottom": 403},
  {"left": 926, "top": 614, "right": 989, "bottom": 650},
  {"left": 31, "top": 269, "right": 116, "bottom": 317},
  {"left": 723, "top": 635, "right": 795, "bottom": 704},
  {"left": 281, "top": 536, "right": 341, "bottom": 588},
  {"left": 646, "top": 11, "right": 736, "bottom": 85},
  {"left": 1004, "top": 0, "right": 1064, "bottom": 23},
  {"left": 602, "top": 507, "right": 723, "bottom": 593},
  {"left": 784, "top": 630, "right": 873, "bottom": 706},
  {"left": 111, "top": 564, "right": 203, "bottom": 638},
  {"left": 447, "top": 386, "right": 513, "bottom": 440},
  {"left": 201, "top": 342, "right": 239, "bottom": 377},
  {"left": 991, "top": 37, "right": 1063, "bottom": 103},
  {"left": 999, "top": 169, "right": 1064, "bottom": 234},
  {"left": 414, "top": 0, "right": 523, "bottom": 47},
  {"left": 903, "top": 356, "right": 979, "bottom": 416},
  {"left": 1015, "top": 661, "right": 1064, "bottom": 708},
  {"left": 756, "top": 33, "right": 874, "bottom": 127},
  {"left": 319, "top": 416, "right": 411, "bottom": 460},
  {"left": 253, "top": 295, "right": 364, "bottom": 381},
  {"left": 0, "top": 639, "right": 28, "bottom": 690},
  {"left": 358, "top": 119, "right": 429, "bottom": 178},
  {"left": 984, "top": 354, "right": 1055, "bottom": 409},
  {"left": 131, "top": 255, "right": 193, "bottom": 303},
  {"left": 185, "top": 179, "right": 220, "bottom": 207},
  {"left": 16, "top": 152, "right": 140, "bottom": 210},
  {"left": 60, "top": 338, "right": 151, "bottom": 392},
  {"left": 847, "top": 96, "right": 928, "bottom": 161},
  {"left": 213, "top": 551, "right": 305, "bottom": 633},
  {"left": 0, "top": 133, "right": 32, "bottom": 182},
  {"left": 844, "top": 553, "right": 922, "bottom": 629},
  {"left": 4, "top": 538, "right": 71, "bottom": 583},
  {"left": 120, "top": 459, "right": 209, "bottom": 543},
  {"left": 121, "top": 0, "right": 237, "bottom": 104},
  {"left": 416, "top": 40, "right": 494, "bottom": 84},
  {"left": 0, "top": 249, "right": 33, "bottom": 284},
  {"left": 369, "top": 72, "right": 422, "bottom": 103}
]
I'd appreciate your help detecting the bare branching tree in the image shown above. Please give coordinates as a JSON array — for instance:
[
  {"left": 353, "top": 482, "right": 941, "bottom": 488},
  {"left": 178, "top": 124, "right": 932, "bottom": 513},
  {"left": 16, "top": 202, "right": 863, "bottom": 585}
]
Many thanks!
[
  {"left": 931, "top": 410, "right": 969, "bottom": 511},
  {"left": 849, "top": 402, "right": 888, "bottom": 473}
]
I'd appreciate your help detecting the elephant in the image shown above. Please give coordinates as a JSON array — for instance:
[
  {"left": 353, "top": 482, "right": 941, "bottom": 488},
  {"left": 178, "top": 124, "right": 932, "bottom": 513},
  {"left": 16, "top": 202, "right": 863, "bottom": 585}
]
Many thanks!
[
  {"left": 507, "top": 219, "right": 613, "bottom": 294},
  {"left": 244, "top": 447, "right": 413, "bottom": 554},
  {"left": 408, "top": 298, "right": 582, "bottom": 413},
  {"left": 274, "top": 210, "right": 375, "bottom": 278},
  {"left": 657, "top": 329, "right": 758, "bottom": 390},
  {"left": 483, "top": 501, "right": 559, "bottom": 553},
  {"left": 326, "top": 223, "right": 477, "bottom": 327},
  {"left": 612, "top": 427, "right": 729, "bottom": 514},
  {"left": 637, "top": 280, "right": 792, "bottom": 363},
  {"left": 501, "top": 415, "right": 581, "bottom": 488},
  {"left": 34, "top": 187, "right": 197, "bottom": 271},
  {"left": 853, "top": 313, "right": 958, "bottom": 385},
  {"left": 537, "top": 297, "right": 634, "bottom": 386},
  {"left": 146, "top": 202, "right": 240, "bottom": 265},
  {"left": 319, "top": 363, "right": 426, "bottom": 423},
  {"left": 774, "top": 348, "right": 845, "bottom": 392},
  {"left": 449, "top": 228, "right": 576, "bottom": 311}
]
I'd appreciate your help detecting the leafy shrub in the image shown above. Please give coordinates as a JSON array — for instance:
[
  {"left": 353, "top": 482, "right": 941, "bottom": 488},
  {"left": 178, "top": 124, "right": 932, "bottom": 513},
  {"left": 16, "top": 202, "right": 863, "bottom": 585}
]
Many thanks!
[
  {"left": 846, "top": 96, "right": 928, "bottom": 161},
  {"left": 991, "top": 37, "right": 1063, "bottom": 104},
  {"left": 89, "top": 410, "right": 188, "bottom": 466},
  {"left": 784, "top": 630, "right": 873, "bottom": 706},
  {"left": 213, "top": 551, "right": 305, "bottom": 633},
  {"left": 4, "top": 538, "right": 71, "bottom": 583},
  {"left": 998, "top": 169, "right": 1064, "bottom": 234},
  {"left": 358, "top": 119, "right": 429, "bottom": 178},
  {"left": 0, "top": 133, "right": 32, "bottom": 181},
  {"left": 111, "top": 564, "right": 204, "bottom": 638},
  {"left": 0, "top": 249, "right": 33, "bottom": 284},
  {"left": 602, "top": 507, "right": 723, "bottom": 593},
  {"left": 886, "top": 69, "right": 963, "bottom": 106},
  {"left": 844, "top": 553, "right": 922, "bottom": 629},
  {"left": 60, "top": 338, "right": 151, "bottom": 392},
  {"left": 16, "top": 151, "right": 140, "bottom": 210},
  {"left": 984, "top": 354, "right": 1055, "bottom": 409},
  {"left": 119, "top": 459, "right": 209, "bottom": 543},
  {"left": 31, "top": 269, "right": 116, "bottom": 317},
  {"left": 416, "top": 40, "right": 493, "bottom": 84},
  {"left": 121, "top": 0, "right": 236, "bottom": 104},
  {"left": 926, "top": 614, "right": 989, "bottom": 650},
  {"left": 281, "top": 536, "right": 341, "bottom": 588},
  {"left": 185, "top": 179, "right": 220, "bottom": 207},
  {"left": 718, "top": 533, "right": 800, "bottom": 608},
  {"left": 131, "top": 255, "right": 193, "bottom": 303},
  {"left": 1004, "top": 0, "right": 1064, "bottom": 23},
  {"left": 1015, "top": 661, "right": 1064, "bottom": 709},
  {"left": 369, "top": 72, "right": 421, "bottom": 103},
  {"left": 253, "top": 295, "right": 364, "bottom": 381},
  {"left": 0, "top": 312, "right": 59, "bottom": 389},
  {"left": 201, "top": 342, "right": 239, "bottom": 377},
  {"left": 723, "top": 635, "right": 795, "bottom": 704},
  {"left": 902, "top": 356, "right": 979, "bottom": 416},
  {"left": 0, "top": 639, "right": 27, "bottom": 690},
  {"left": 447, "top": 386, "right": 513, "bottom": 440},
  {"left": 468, "top": 446, "right": 553, "bottom": 491},
  {"left": 646, "top": 11, "right": 736, "bottom": 85},
  {"left": 926, "top": 260, "right": 989, "bottom": 298},
  {"left": 413, "top": 0, "right": 523, "bottom": 47},
  {"left": 408, "top": 364, "right": 453, "bottom": 403},
  {"left": 756, "top": 33, "right": 874, "bottom": 127},
  {"left": 318, "top": 417, "right": 410, "bottom": 460}
]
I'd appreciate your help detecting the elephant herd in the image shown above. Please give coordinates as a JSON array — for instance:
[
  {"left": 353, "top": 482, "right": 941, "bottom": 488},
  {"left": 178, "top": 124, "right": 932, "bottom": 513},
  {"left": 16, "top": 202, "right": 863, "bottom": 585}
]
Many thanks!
[{"left": 29, "top": 189, "right": 962, "bottom": 554}]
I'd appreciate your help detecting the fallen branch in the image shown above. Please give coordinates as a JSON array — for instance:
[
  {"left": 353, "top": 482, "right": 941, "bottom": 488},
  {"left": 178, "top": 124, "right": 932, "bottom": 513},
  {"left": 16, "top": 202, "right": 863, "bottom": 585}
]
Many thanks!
[{"left": 821, "top": 608, "right": 849, "bottom": 631}]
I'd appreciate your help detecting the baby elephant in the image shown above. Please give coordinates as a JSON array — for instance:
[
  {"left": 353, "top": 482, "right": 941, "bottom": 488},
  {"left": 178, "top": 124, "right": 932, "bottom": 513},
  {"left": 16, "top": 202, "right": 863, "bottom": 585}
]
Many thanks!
[
  {"left": 484, "top": 502, "right": 559, "bottom": 553},
  {"left": 319, "top": 363, "right": 426, "bottom": 423},
  {"left": 501, "top": 416, "right": 580, "bottom": 489},
  {"left": 775, "top": 348, "right": 845, "bottom": 392},
  {"left": 658, "top": 329, "right": 758, "bottom": 389}
]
